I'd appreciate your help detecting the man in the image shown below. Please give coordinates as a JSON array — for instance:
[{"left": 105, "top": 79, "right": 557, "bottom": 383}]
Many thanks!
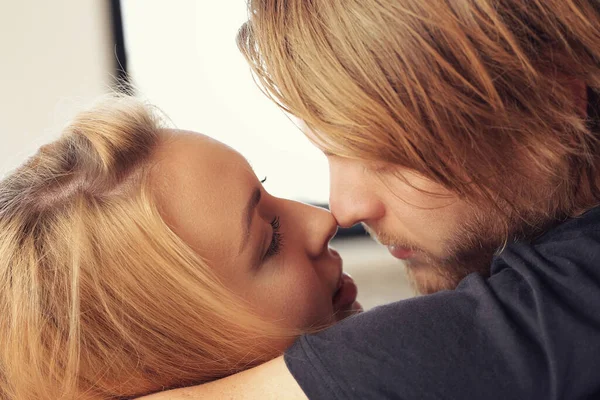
[{"left": 144, "top": 0, "right": 600, "bottom": 398}]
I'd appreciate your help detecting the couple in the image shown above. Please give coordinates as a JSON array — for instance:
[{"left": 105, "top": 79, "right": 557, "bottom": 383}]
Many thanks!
[{"left": 3, "top": 0, "right": 600, "bottom": 398}]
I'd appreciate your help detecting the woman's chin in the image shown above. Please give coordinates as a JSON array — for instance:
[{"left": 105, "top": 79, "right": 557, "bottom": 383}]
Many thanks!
[
  {"left": 350, "top": 300, "right": 363, "bottom": 313},
  {"left": 335, "top": 300, "right": 363, "bottom": 322}
]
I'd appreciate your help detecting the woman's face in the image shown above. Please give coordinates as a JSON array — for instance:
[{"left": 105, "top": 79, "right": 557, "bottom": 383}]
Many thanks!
[{"left": 151, "top": 130, "right": 361, "bottom": 332}]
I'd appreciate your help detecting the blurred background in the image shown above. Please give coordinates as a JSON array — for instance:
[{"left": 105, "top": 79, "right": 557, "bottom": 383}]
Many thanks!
[{"left": 1, "top": 0, "right": 414, "bottom": 309}]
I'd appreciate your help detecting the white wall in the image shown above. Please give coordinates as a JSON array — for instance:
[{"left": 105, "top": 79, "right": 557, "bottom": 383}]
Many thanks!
[
  {"left": 0, "top": 1, "right": 331, "bottom": 203},
  {"left": 0, "top": 0, "right": 113, "bottom": 176}
]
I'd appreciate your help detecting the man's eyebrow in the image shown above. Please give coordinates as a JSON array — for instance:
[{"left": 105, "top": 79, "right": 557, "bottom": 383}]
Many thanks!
[{"left": 239, "top": 187, "right": 262, "bottom": 256}]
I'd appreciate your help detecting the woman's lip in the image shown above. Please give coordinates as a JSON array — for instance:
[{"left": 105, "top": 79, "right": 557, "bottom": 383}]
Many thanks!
[
  {"left": 387, "top": 245, "right": 414, "bottom": 260},
  {"left": 332, "top": 272, "right": 358, "bottom": 310},
  {"left": 329, "top": 248, "right": 341, "bottom": 259}
]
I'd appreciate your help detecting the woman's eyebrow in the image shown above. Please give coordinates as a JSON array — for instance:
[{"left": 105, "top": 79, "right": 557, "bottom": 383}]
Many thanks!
[{"left": 238, "top": 186, "right": 262, "bottom": 256}]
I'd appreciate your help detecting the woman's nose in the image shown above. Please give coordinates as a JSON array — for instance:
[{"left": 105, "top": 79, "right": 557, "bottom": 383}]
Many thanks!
[{"left": 298, "top": 203, "right": 338, "bottom": 258}]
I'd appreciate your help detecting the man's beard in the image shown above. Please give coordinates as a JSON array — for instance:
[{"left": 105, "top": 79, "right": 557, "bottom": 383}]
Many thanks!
[
  {"left": 402, "top": 241, "right": 497, "bottom": 295},
  {"left": 364, "top": 205, "right": 523, "bottom": 295}
]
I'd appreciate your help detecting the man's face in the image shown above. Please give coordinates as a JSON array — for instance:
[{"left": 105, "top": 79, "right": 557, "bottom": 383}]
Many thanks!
[{"left": 313, "top": 145, "right": 503, "bottom": 294}]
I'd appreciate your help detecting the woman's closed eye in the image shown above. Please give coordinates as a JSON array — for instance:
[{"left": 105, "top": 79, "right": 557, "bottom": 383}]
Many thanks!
[{"left": 264, "top": 216, "right": 284, "bottom": 259}]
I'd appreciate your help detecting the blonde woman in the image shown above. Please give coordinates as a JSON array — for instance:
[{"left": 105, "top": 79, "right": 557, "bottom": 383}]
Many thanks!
[
  {"left": 0, "top": 96, "right": 360, "bottom": 399},
  {"left": 149, "top": 0, "right": 600, "bottom": 399}
]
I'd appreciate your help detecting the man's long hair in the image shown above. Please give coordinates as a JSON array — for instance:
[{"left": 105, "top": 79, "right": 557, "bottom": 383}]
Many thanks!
[{"left": 238, "top": 0, "right": 600, "bottom": 234}]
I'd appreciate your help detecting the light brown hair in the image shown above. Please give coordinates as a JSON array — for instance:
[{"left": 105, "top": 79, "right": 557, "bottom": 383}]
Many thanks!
[
  {"left": 0, "top": 96, "right": 290, "bottom": 399},
  {"left": 238, "top": 0, "right": 600, "bottom": 229}
]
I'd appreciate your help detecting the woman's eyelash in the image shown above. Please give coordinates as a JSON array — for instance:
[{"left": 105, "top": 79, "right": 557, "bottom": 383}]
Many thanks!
[{"left": 265, "top": 216, "right": 283, "bottom": 258}]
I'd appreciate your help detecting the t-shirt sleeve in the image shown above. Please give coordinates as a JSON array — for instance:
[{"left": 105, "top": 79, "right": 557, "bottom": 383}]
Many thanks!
[{"left": 284, "top": 232, "right": 600, "bottom": 399}]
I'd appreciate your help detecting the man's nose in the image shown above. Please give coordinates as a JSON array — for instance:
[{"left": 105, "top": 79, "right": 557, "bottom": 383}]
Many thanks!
[{"left": 328, "top": 168, "right": 384, "bottom": 228}]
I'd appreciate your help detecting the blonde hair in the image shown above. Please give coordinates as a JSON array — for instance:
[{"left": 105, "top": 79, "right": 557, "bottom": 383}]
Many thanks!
[
  {"left": 0, "top": 97, "right": 290, "bottom": 399},
  {"left": 238, "top": 0, "right": 600, "bottom": 224}
]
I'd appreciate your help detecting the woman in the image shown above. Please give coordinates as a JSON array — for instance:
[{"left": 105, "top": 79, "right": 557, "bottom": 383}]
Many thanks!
[{"left": 0, "top": 96, "right": 361, "bottom": 399}]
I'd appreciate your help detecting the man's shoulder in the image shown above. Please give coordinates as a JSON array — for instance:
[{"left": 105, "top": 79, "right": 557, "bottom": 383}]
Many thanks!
[
  {"left": 495, "top": 205, "right": 600, "bottom": 273},
  {"left": 536, "top": 206, "right": 600, "bottom": 243},
  {"left": 489, "top": 206, "right": 600, "bottom": 287}
]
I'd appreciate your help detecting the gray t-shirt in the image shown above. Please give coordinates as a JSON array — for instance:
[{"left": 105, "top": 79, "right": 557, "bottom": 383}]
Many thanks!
[{"left": 285, "top": 207, "right": 600, "bottom": 399}]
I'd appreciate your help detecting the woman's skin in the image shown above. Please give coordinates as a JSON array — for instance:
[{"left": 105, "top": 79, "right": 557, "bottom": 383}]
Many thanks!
[{"left": 151, "top": 130, "right": 362, "bottom": 332}]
